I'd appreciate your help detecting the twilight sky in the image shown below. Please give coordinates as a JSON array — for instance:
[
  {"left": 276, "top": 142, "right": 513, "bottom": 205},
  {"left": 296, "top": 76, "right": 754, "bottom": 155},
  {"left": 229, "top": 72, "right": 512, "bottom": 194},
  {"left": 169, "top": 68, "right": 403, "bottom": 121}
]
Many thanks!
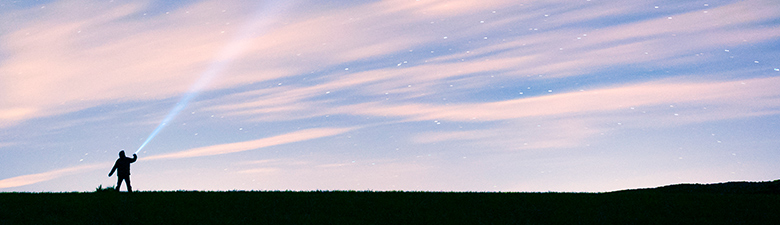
[{"left": 1, "top": 0, "right": 779, "bottom": 192}]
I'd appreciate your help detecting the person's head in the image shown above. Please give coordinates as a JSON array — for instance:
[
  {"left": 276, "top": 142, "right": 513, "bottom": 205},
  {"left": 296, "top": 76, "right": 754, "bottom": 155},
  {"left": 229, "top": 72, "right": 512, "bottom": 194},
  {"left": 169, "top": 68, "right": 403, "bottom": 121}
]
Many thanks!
[{"left": 119, "top": 150, "right": 126, "bottom": 158}]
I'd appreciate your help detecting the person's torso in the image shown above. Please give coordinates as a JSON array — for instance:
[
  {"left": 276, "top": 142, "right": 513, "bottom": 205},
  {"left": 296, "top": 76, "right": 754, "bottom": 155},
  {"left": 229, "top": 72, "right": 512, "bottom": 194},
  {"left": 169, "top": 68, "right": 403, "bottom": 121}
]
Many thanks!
[{"left": 116, "top": 158, "right": 133, "bottom": 175}]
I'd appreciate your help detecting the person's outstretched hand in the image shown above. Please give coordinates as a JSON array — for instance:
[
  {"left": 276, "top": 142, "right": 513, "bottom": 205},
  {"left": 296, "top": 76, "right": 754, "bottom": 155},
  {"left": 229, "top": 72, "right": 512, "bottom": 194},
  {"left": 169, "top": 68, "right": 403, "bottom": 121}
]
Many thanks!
[
  {"left": 133, "top": 153, "right": 137, "bottom": 157},
  {"left": 108, "top": 172, "right": 113, "bottom": 177}
]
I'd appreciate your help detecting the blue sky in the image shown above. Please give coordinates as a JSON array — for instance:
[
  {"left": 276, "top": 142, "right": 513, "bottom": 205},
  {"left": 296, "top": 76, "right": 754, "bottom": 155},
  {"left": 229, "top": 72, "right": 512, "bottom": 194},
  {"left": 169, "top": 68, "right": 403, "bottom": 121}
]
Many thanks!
[{"left": 1, "top": 0, "right": 779, "bottom": 192}]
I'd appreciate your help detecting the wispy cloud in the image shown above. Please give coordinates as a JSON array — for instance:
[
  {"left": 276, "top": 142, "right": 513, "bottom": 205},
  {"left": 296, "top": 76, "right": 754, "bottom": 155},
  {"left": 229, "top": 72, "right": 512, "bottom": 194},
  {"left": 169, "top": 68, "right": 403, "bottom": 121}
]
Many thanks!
[
  {"left": 145, "top": 127, "right": 356, "bottom": 160},
  {"left": 339, "top": 76, "right": 780, "bottom": 149},
  {"left": 412, "top": 118, "right": 599, "bottom": 150},
  {"left": 0, "top": 142, "right": 18, "bottom": 149},
  {"left": 334, "top": 77, "right": 780, "bottom": 122},
  {"left": 0, "top": 163, "right": 107, "bottom": 189}
]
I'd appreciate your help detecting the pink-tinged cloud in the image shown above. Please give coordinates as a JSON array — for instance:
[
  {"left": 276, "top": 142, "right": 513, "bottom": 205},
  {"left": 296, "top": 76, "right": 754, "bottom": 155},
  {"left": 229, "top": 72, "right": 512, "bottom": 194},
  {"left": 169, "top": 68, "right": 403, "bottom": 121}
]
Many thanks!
[
  {"left": 0, "top": 108, "right": 36, "bottom": 127},
  {"left": 333, "top": 77, "right": 780, "bottom": 123},
  {"left": 0, "top": 163, "right": 108, "bottom": 189},
  {"left": 412, "top": 118, "right": 599, "bottom": 150},
  {"left": 0, "top": 142, "right": 16, "bottom": 149},
  {"left": 145, "top": 127, "right": 356, "bottom": 160},
  {"left": 324, "top": 76, "right": 780, "bottom": 150},
  {"left": 0, "top": 0, "right": 250, "bottom": 126}
]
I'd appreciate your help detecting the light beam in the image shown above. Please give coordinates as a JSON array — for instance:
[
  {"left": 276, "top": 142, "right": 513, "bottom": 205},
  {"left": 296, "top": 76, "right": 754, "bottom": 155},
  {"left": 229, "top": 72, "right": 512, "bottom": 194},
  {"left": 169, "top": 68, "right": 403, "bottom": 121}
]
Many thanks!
[{"left": 135, "top": 1, "right": 290, "bottom": 154}]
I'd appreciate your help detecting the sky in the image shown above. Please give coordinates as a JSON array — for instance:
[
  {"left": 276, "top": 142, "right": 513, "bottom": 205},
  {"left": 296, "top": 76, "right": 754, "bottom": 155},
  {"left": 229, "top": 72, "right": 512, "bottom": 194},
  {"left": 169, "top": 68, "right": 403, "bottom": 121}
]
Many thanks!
[{"left": 1, "top": 0, "right": 779, "bottom": 192}]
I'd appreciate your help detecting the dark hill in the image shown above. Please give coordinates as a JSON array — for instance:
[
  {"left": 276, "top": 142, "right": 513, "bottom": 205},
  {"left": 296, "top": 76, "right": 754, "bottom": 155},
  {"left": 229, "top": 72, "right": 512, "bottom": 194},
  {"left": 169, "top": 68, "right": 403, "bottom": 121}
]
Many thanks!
[
  {"left": 1, "top": 180, "right": 779, "bottom": 224},
  {"left": 617, "top": 179, "right": 780, "bottom": 194}
]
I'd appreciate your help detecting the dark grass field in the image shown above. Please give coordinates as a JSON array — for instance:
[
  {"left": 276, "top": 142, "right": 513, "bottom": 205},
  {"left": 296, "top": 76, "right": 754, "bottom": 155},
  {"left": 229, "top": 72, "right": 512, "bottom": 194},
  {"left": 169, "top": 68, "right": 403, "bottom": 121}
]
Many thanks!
[{"left": 1, "top": 180, "right": 779, "bottom": 224}]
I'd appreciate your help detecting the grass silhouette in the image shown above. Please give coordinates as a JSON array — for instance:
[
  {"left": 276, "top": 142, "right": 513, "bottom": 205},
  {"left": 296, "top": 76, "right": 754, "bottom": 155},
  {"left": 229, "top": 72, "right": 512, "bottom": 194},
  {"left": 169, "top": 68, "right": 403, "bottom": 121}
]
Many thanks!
[
  {"left": 94, "top": 185, "right": 116, "bottom": 193},
  {"left": 1, "top": 180, "right": 778, "bottom": 224}
]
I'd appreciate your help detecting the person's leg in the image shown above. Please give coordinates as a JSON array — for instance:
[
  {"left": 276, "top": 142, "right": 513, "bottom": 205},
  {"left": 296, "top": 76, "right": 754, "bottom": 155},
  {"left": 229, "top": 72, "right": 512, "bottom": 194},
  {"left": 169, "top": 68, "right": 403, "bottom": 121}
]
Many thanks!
[
  {"left": 116, "top": 177, "right": 123, "bottom": 192},
  {"left": 126, "top": 177, "right": 132, "bottom": 193}
]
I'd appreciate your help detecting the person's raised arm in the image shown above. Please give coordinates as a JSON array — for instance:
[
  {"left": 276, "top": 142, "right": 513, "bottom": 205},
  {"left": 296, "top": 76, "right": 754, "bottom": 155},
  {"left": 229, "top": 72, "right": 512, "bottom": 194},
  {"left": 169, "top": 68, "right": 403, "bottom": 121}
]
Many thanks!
[
  {"left": 109, "top": 161, "right": 118, "bottom": 177},
  {"left": 131, "top": 153, "right": 137, "bottom": 163}
]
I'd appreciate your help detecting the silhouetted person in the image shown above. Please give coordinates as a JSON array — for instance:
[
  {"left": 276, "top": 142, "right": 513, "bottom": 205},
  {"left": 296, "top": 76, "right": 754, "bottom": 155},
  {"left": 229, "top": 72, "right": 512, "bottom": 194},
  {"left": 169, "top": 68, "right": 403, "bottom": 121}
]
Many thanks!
[{"left": 109, "top": 150, "right": 137, "bottom": 192}]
